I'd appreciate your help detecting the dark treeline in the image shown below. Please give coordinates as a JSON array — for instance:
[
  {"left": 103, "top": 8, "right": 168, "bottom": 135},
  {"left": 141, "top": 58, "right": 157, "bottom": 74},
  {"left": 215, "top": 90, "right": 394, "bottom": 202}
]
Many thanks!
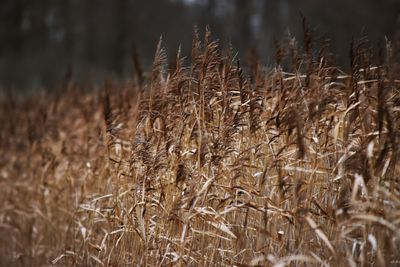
[{"left": 0, "top": 0, "right": 399, "bottom": 90}]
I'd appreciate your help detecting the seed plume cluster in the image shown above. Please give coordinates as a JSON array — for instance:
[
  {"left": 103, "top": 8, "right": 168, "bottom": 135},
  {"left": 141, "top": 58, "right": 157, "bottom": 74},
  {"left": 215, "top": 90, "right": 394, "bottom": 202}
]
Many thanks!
[{"left": 1, "top": 28, "right": 400, "bottom": 266}]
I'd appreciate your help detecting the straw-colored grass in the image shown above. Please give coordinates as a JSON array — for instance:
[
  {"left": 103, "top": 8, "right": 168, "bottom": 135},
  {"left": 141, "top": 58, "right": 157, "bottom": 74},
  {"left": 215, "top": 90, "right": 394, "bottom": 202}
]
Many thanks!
[{"left": 1, "top": 29, "right": 400, "bottom": 266}]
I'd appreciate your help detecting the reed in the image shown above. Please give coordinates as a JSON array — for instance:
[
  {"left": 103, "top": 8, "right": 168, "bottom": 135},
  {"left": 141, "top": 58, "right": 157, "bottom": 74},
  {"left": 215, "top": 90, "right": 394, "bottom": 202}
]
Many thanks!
[{"left": 0, "top": 28, "right": 399, "bottom": 266}]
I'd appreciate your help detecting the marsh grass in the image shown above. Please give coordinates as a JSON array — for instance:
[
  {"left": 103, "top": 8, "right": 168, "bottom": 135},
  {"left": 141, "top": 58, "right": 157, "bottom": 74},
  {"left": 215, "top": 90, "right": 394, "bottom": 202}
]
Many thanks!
[{"left": 1, "top": 28, "right": 400, "bottom": 266}]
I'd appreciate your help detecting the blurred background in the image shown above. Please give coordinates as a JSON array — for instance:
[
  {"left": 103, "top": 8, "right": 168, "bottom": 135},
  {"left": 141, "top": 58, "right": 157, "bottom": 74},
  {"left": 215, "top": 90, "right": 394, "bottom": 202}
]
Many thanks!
[{"left": 0, "top": 0, "right": 399, "bottom": 90}]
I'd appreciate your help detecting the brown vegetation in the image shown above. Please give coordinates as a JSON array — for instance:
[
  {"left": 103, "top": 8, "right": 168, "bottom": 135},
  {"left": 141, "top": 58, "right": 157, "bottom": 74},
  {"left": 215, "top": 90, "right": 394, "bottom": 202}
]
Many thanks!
[{"left": 1, "top": 28, "right": 400, "bottom": 266}]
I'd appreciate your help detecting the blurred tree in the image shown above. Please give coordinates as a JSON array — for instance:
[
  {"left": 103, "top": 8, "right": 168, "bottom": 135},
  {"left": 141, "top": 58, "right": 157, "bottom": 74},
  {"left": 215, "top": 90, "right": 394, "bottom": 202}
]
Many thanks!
[
  {"left": 233, "top": 0, "right": 252, "bottom": 52},
  {"left": 0, "top": 0, "right": 26, "bottom": 56}
]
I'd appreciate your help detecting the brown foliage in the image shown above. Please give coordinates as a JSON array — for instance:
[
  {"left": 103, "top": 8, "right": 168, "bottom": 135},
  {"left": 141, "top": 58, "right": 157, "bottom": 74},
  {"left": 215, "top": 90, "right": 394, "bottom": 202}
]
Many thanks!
[{"left": 1, "top": 30, "right": 400, "bottom": 266}]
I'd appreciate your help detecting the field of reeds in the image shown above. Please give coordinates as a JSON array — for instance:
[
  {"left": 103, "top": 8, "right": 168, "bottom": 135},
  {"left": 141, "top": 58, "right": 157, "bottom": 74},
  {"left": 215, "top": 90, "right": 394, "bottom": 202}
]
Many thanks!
[{"left": 1, "top": 27, "right": 400, "bottom": 266}]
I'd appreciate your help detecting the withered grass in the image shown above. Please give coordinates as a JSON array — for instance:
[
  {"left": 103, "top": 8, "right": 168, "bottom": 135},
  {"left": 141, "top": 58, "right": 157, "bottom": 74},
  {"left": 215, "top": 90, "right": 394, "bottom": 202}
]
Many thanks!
[{"left": 1, "top": 28, "right": 400, "bottom": 266}]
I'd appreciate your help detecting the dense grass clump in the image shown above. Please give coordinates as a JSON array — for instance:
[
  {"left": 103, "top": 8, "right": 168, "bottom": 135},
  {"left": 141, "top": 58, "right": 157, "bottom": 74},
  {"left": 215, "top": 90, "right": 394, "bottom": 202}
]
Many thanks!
[{"left": 1, "top": 29, "right": 400, "bottom": 266}]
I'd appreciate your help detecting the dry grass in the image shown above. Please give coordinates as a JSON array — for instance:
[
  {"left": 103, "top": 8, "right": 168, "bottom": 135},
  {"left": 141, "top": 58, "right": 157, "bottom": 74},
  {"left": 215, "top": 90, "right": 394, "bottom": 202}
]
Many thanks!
[{"left": 1, "top": 28, "right": 400, "bottom": 266}]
